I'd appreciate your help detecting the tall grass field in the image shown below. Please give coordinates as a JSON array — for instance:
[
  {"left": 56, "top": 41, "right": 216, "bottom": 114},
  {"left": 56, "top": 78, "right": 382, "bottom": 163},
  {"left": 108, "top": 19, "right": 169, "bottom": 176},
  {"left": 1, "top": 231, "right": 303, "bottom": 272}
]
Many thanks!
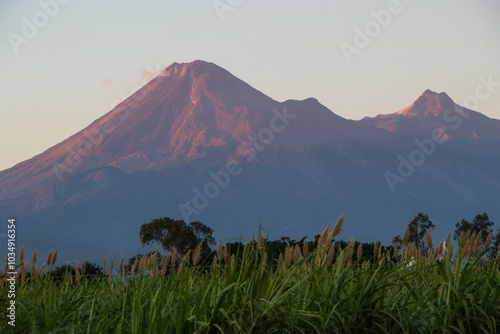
[{"left": 1, "top": 216, "right": 499, "bottom": 333}]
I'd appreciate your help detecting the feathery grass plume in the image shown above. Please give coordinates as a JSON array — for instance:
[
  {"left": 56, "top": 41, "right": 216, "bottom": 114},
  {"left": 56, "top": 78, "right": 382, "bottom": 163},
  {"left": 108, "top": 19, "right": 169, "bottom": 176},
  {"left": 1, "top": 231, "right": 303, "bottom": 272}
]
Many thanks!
[
  {"left": 31, "top": 250, "right": 37, "bottom": 282},
  {"left": 331, "top": 213, "right": 345, "bottom": 239},
  {"left": 434, "top": 241, "right": 443, "bottom": 260},
  {"left": 21, "top": 262, "right": 27, "bottom": 285},
  {"left": 261, "top": 252, "right": 267, "bottom": 273},
  {"left": 19, "top": 246, "right": 24, "bottom": 266},
  {"left": 51, "top": 249, "right": 58, "bottom": 267},
  {"left": 32, "top": 249, "right": 37, "bottom": 267},
  {"left": 160, "top": 256, "right": 168, "bottom": 276},
  {"left": 131, "top": 258, "right": 138, "bottom": 276},
  {"left": 425, "top": 230, "right": 433, "bottom": 251},
  {"left": 318, "top": 222, "right": 331, "bottom": 258},
  {"left": 285, "top": 245, "right": 293, "bottom": 267},
  {"left": 184, "top": 250, "right": 191, "bottom": 263},
  {"left": 38, "top": 263, "right": 46, "bottom": 282},
  {"left": 314, "top": 252, "right": 322, "bottom": 267},
  {"left": 119, "top": 255, "right": 125, "bottom": 276},
  {"left": 278, "top": 253, "right": 284, "bottom": 265},
  {"left": 81, "top": 260, "right": 86, "bottom": 276},
  {"left": 393, "top": 244, "right": 399, "bottom": 262},
  {"left": 46, "top": 249, "right": 53, "bottom": 269},
  {"left": 102, "top": 257, "right": 107, "bottom": 275},
  {"left": 177, "top": 259, "right": 184, "bottom": 277},
  {"left": 159, "top": 255, "right": 166, "bottom": 272},
  {"left": 177, "top": 251, "right": 190, "bottom": 277},
  {"left": 64, "top": 272, "right": 70, "bottom": 287},
  {"left": 230, "top": 254, "right": 235, "bottom": 268},
  {"left": 374, "top": 239, "right": 380, "bottom": 259},
  {"left": 160, "top": 254, "right": 170, "bottom": 276},
  {"left": 303, "top": 238, "right": 309, "bottom": 256},
  {"left": 446, "top": 236, "right": 453, "bottom": 260},
  {"left": 461, "top": 238, "right": 470, "bottom": 259},
  {"left": 378, "top": 251, "right": 388, "bottom": 265},
  {"left": 171, "top": 249, "right": 177, "bottom": 268},
  {"left": 69, "top": 272, "right": 73, "bottom": 286},
  {"left": 327, "top": 244, "right": 335, "bottom": 266},
  {"left": 140, "top": 254, "right": 147, "bottom": 273},
  {"left": 357, "top": 242, "right": 363, "bottom": 261},
  {"left": 377, "top": 246, "right": 382, "bottom": 260},
  {"left": 153, "top": 255, "right": 159, "bottom": 276},
  {"left": 223, "top": 243, "right": 229, "bottom": 263},
  {"left": 406, "top": 242, "right": 415, "bottom": 260},
  {"left": 75, "top": 262, "right": 80, "bottom": 285},
  {"left": 138, "top": 255, "right": 145, "bottom": 274},
  {"left": 402, "top": 227, "right": 409, "bottom": 246},
  {"left": 216, "top": 241, "right": 223, "bottom": 261},
  {"left": 293, "top": 244, "right": 303, "bottom": 263},
  {"left": 462, "top": 229, "right": 470, "bottom": 245},
  {"left": 345, "top": 238, "right": 355, "bottom": 263},
  {"left": 484, "top": 232, "right": 492, "bottom": 252},
  {"left": 335, "top": 247, "right": 344, "bottom": 265},
  {"left": 473, "top": 232, "right": 482, "bottom": 258},
  {"left": 152, "top": 248, "right": 159, "bottom": 275},
  {"left": 258, "top": 233, "right": 265, "bottom": 255},
  {"left": 193, "top": 241, "right": 203, "bottom": 267},
  {"left": 109, "top": 257, "right": 114, "bottom": 276}
]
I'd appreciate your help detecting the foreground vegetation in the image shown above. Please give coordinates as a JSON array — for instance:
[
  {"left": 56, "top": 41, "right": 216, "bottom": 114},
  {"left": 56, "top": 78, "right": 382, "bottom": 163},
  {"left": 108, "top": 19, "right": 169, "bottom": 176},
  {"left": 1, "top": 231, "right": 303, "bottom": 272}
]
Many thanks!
[{"left": 1, "top": 214, "right": 500, "bottom": 333}]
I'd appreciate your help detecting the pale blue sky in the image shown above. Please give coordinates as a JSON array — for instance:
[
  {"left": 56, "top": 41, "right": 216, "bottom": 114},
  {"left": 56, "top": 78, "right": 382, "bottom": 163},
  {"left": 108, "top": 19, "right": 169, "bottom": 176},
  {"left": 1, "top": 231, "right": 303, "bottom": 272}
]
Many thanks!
[{"left": 1, "top": 0, "right": 499, "bottom": 171}]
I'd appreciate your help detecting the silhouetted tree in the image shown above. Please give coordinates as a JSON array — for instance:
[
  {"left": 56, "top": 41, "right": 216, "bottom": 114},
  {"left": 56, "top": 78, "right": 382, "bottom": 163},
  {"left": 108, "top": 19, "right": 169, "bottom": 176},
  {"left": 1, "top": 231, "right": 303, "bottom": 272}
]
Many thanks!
[
  {"left": 140, "top": 217, "right": 215, "bottom": 258},
  {"left": 453, "top": 213, "right": 494, "bottom": 243},
  {"left": 454, "top": 213, "right": 499, "bottom": 257},
  {"left": 392, "top": 213, "right": 435, "bottom": 251}
]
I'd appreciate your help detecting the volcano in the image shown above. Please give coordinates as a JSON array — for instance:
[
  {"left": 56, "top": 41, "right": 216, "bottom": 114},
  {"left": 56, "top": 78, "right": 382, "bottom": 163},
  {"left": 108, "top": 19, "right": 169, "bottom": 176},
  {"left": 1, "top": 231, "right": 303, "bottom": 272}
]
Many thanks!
[{"left": 1, "top": 61, "right": 499, "bottom": 262}]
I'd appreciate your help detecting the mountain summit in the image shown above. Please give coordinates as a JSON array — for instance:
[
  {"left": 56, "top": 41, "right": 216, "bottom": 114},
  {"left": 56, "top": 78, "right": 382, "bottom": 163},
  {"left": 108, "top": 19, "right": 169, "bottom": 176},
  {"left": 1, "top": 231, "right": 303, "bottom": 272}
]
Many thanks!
[
  {"left": 396, "top": 89, "right": 455, "bottom": 118},
  {"left": 360, "top": 89, "right": 500, "bottom": 141}
]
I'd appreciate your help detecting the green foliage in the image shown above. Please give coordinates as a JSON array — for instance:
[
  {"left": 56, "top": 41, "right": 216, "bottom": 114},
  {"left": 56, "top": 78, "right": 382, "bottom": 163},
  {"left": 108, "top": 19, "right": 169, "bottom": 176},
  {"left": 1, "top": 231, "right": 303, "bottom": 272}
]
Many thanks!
[
  {"left": 393, "top": 212, "right": 435, "bottom": 250},
  {"left": 1, "top": 237, "right": 499, "bottom": 333},
  {"left": 139, "top": 217, "right": 215, "bottom": 257},
  {"left": 454, "top": 212, "right": 494, "bottom": 243},
  {"left": 49, "top": 262, "right": 102, "bottom": 279}
]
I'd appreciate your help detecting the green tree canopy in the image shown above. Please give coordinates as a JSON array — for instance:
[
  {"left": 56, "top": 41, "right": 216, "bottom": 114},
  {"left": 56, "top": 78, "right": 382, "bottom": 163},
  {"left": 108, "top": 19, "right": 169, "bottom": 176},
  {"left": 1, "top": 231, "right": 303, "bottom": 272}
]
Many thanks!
[
  {"left": 393, "top": 213, "right": 435, "bottom": 251},
  {"left": 453, "top": 213, "right": 494, "bottom": 243},
  {"left": 140, "top": 217, "right": 215, "bottom": 257}
]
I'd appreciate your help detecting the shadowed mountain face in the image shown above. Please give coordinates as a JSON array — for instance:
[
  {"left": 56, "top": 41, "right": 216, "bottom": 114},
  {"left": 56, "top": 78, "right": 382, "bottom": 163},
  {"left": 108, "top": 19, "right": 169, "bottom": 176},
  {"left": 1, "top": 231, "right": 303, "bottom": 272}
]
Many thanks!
[{"left": 1, "top": 61, "right": 499, "bottom": 262}]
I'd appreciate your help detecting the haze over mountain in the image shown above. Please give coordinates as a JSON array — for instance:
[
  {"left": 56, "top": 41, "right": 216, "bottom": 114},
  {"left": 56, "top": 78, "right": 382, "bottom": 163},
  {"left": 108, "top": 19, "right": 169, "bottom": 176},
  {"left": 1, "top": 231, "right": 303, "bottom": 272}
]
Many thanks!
[{"left": 1, "top": 60, "right": 499, "bottom": 262}]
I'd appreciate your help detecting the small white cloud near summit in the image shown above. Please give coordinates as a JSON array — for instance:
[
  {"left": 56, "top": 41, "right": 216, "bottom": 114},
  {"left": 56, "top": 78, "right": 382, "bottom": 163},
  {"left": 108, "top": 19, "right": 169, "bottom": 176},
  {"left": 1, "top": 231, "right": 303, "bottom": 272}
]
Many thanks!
[{"left": 101, "top": 78, "right": 113, "bottom": 86}]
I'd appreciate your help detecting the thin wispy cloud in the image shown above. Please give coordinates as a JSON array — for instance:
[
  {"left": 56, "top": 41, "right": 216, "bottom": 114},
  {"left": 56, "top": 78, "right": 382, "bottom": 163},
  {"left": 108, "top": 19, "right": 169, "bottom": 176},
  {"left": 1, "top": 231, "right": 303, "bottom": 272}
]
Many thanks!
[
  {"left": 141, "top": 69, "right": 156, "bottom": 80},
  {"left": 102, "top": 78, "right": 113, "bottom": 86}
]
